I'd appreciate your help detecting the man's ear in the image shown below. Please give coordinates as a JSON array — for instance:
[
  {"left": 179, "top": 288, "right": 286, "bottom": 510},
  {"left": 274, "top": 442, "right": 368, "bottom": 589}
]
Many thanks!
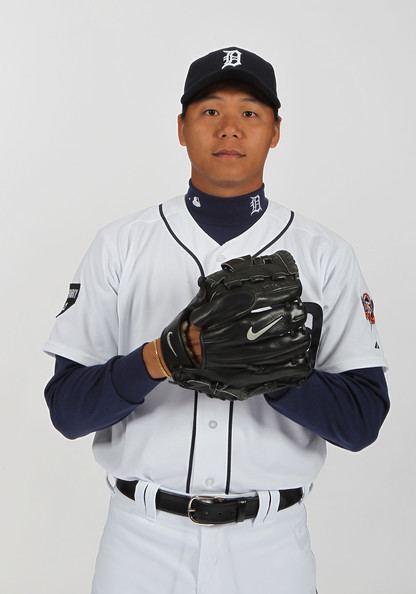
[
  {"left": 270, "top": 116, "right": 281, "bottom": 148},
  {"left": 177, "top": 114, "right": 186, "bottom": 147}
]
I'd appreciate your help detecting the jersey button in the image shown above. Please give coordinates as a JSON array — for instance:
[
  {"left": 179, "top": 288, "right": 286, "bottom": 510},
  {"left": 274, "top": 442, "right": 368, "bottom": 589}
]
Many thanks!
[
  {"left": 205, "top": 477, "right": 215, "bottom": 487},
  {"left": 208, "top": 420, "right": 218, "bottom": 429}
]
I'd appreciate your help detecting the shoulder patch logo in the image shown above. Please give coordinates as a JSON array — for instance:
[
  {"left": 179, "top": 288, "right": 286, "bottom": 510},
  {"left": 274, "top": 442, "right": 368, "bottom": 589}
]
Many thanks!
[
  {"left": 361, "top": 292, "right": 376, "bottom": 325},
  {"left": 56, "top": 283, "right": 81, "bottom": 317}
]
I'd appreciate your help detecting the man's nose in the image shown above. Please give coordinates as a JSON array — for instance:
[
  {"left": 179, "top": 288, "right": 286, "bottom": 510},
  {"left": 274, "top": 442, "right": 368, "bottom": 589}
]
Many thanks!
[{"left": 217, "top": 117, "right": 242, "bottom": 138}]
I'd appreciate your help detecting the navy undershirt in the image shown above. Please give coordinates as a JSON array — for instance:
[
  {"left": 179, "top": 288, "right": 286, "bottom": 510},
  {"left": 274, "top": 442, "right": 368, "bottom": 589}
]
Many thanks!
[
  {"left": 44, "top": 181, "right": 390, "bottom": 449},
  {"left": 184, "top": 179, "right": 268, "bottom": 244}
]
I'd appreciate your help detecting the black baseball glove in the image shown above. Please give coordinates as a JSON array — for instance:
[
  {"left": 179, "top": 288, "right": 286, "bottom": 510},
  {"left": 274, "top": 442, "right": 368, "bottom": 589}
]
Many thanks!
[{"left": 159, "top": 250, "right": 312, "bottom": 401}]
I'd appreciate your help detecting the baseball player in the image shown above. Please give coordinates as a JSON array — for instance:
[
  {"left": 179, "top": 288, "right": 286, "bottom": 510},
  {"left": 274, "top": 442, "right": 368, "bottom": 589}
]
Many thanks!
[{"left": 43, "top": 46, "right": 390, "bottom": 594}]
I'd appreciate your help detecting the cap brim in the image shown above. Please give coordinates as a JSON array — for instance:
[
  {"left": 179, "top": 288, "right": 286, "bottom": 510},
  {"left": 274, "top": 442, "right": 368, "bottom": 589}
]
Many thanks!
[{"left": 181, "top": 69, "right": 281, "bottom": 109}]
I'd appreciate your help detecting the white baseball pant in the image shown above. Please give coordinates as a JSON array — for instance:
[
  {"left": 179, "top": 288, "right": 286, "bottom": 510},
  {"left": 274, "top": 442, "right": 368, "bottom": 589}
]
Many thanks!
[{"left": 91, "top": 479, "right": 317, "bottom": 594}]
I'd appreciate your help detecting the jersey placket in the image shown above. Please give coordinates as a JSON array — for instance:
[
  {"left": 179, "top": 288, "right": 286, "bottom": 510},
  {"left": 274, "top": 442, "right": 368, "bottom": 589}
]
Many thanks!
[{"left": 188, "top": 394, "right": 232, "bottom": 493}]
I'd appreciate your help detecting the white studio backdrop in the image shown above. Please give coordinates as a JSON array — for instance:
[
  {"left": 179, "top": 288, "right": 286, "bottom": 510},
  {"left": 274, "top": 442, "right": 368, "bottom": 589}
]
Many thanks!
[{"left": 1, "top": 1, "right": 414, "bottom": 592}]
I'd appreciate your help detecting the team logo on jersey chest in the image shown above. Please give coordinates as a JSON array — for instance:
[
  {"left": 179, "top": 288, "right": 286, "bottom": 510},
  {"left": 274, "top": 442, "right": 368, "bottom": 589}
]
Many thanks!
[
  {"left": 56, "top": 283, "right": 80, "bottom": 317},
  {"left": 361, "top": 292, "right": 376, "bottom": 325}
]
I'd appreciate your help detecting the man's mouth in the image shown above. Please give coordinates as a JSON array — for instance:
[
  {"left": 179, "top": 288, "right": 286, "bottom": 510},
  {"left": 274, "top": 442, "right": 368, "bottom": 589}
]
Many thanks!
[{"left": 212, "top": 150, "right": 245, "bottom": 158}]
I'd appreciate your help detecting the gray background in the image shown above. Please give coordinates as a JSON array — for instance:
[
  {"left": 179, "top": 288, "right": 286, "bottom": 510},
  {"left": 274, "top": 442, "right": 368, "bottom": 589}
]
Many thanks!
[{"left": 1, "top": 1, "right": 414, "bottom": 592}]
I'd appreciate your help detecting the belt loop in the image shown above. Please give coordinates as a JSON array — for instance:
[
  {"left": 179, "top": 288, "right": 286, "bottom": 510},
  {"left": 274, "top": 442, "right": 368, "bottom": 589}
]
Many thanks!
[
  {"left": 253, "top": 490, "right": 271, "bottom": 526},
  {"left": 106, "top": 473, "right": 116, "bottom": 493},
  {"left": 264, "top": 490, "right": 281, "bottom": 523},
  {"left": 253, "top": 490, "right": 283, "bottom": 526},
  {"left": 133, "top": 480, "right": 148, "bottom": 515},
  {"left": 144, "top": 481, "right": 160, "bottom": 520},
  {"left": 133, "top": 479, "right": 160, "bottom": 520},
  {"left": 301, "top": 482, "right": 314, "bottom": 501}
]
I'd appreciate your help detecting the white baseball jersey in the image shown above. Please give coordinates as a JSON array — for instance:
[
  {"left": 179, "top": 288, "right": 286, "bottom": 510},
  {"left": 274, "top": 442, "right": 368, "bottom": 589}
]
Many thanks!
[{"left": 43, "top": 195, "right": 386, "bottom": 495}]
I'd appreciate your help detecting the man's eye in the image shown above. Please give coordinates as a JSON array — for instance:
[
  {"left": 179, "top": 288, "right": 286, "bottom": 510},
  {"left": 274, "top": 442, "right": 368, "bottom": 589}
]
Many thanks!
[
  {"left": 243, "top": 111, "right": 257, "bottom": 118},
  {"left": 204, "top": 109, "right": 218, "bottom": 116}
]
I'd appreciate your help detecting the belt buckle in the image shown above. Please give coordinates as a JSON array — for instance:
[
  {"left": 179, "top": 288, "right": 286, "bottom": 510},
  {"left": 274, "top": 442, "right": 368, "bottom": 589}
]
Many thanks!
[{"left": 187, "top": 495, "right": 225, "bottom": 526}]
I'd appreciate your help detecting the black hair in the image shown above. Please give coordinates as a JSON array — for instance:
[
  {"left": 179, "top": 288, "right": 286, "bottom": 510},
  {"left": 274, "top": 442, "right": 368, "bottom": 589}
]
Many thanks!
[{"left": 180, "top": 81, "right": 280, "bottom": 121}]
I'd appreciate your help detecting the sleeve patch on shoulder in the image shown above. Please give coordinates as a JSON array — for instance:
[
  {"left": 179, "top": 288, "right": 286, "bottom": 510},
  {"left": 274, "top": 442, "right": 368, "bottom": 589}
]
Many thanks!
[
  {"left": 361, "top": 292, "right": 376, "bottom": 325},
  {"left": 56, "top": 283, "right": 81, "bottom": 317}
]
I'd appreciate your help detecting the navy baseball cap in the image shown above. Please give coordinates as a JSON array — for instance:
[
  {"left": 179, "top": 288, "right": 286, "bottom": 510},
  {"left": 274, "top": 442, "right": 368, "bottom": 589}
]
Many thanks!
[{"left": 181, "top": 46, "right": 281, "bottom": 110}]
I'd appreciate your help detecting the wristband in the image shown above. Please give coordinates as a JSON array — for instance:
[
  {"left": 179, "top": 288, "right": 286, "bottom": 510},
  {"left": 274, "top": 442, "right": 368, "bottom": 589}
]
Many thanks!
[{"left": 152, "top": 340, "right": 171, "bottom": 378}]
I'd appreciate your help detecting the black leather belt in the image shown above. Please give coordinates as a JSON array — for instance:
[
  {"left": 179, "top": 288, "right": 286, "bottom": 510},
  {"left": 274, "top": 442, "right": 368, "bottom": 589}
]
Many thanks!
[{"left": 116, "top": 479, "right": 303, "bottom": 525}]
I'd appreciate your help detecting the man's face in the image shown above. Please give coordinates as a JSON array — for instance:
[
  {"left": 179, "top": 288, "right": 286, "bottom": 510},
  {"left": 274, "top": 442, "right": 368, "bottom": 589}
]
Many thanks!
[{"left": 177, "top": 82, "right": 281, "bottom": 195}]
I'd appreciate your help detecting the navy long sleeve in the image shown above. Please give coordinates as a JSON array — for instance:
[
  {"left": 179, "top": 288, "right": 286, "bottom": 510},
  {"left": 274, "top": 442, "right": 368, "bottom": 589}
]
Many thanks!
[
  {"left": 265, "top": 367, "right": 390, "bottom": 451},
  {"left": 45, "top": 345, "right": 389, "bottom": 450},
  {"left": 44, "top": 344, "right": 163, "bottom": 439}
]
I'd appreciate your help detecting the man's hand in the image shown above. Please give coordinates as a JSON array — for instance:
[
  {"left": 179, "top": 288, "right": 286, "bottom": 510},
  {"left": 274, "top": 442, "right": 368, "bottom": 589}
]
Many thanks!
[
  {"left": 186, "top": 323, "right": 202, "bottom": 365},
  {"left": 143, "top": 327, "right": 202, "bottom": 379},
  {"left": 142, "top": 339, "right": 171, "bottom": 379}
]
